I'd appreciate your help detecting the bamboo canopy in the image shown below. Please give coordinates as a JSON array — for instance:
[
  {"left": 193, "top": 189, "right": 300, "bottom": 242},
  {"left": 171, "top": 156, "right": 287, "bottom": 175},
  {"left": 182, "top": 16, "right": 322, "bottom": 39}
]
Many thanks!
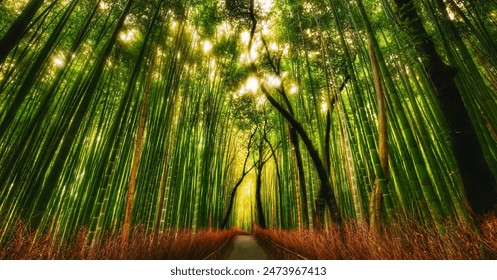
[{"left": 0, "top": 0, "right": 496, "bottom": 243}]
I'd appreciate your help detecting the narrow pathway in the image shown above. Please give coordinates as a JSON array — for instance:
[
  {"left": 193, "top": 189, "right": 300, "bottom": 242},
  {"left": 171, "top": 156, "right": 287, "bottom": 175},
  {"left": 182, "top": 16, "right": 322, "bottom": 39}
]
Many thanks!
[{"left": 225, "top": 235, "right": 270, "bottom": 260}]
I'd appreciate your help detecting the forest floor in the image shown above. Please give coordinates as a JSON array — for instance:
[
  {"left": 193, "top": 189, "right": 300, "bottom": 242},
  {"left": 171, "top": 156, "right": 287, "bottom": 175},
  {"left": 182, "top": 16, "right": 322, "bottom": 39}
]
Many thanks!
[
  {"left": 224, "top": 235, "right": 271, "bottom": 260},
  {"left": 253, "top": 216, "right": 497, "bottom": 259},
  {"left": 0, "top": 222, "right": 240, "bottom": 260},
  {"left": 2, "top": 216, "right": 497, "bottom": 259}
]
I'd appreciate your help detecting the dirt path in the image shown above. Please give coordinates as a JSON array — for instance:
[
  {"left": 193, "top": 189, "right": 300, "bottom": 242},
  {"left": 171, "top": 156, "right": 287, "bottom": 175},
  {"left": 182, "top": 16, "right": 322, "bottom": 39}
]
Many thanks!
[{"left": 225, "top": 235, "right": 270, "bottom": 260}]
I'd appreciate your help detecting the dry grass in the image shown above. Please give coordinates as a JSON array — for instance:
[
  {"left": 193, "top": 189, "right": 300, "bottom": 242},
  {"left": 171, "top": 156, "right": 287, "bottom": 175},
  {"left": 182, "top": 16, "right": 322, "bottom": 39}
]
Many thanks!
[
  {"left": 254, "top": 216, "right": 497, "bottom": 260},
  {"left": 3, "top": 216, "right": 496, "bottom": 260},
  {"left": 0, "top": 221, "right": 242, "bottom": 260}
]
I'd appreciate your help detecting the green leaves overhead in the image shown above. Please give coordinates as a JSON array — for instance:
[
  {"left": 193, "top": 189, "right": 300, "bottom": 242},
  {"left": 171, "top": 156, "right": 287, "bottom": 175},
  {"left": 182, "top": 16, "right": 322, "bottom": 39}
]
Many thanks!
[{"left": 0, "top": 0, "right": 496, "bottom": 244}]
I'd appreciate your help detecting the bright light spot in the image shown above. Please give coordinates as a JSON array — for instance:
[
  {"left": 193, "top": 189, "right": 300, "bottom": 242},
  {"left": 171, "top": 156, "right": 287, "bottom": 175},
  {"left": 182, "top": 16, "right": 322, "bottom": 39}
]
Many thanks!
[
  {"left": 53, "top": 57, "right": 65, "bottom": 67},
  {"left": 76, "top": 172, "right": 85, "bottom": 180},
  {"left": 239, "top": 53, "right": 250, "bottom": 64},
  {"left": 321, "top": 102, "right": 328, "bottom": 113},
  {"left": 120, "top": 29, "right": 136, "bottom": 43},
  {"left": 246, "top": 77, "right": 260, "bottom": 93},
  {"left": 256, "top": 0, "right": 274, "bottom": 14},
  {"left": 5, "top": 0, "right": 30, "bottom": 14},
  {"left": 448, "top": 10, "right": 455, "bottom": 20},
  {"left": 269, "top": 42, "right": 278, "bottom": 51},
  {"left": 202, "top": 40, "right": 213, "bottom": 54},
  {"left": 209, "top": 58, "right": 216, "bottom": 71},
  {"left": 289, "top": 84, "right": 299, "bottom": 95},
  {"left": 303, "top": 2, "right": 314, "bottom": 13},
  {"left": 209, "top": 59, "right": 216, "bottom": 68},
  {"left": 99, "top": 1, "right": 109, "bottom": 10},
  {"left": 241, "top": 31, "right": 251, "bottom": 45},
  {"left": 250, "top": 47, "right": 259, "bottom": 60},
  {"left": 157, "top": 48, "right": 164, "bottom": 58},
  {"left": 237, "top": 87, "right": 247, "bottom": 97},
  {"left": 283, "top": 44, "right": 290, "bottom": 56},
  {"left": 266, "top": 75, "right": 281, "bottom": 88},
  {"left": 171, "top": 21, "right": 178, "bottom": 29}
]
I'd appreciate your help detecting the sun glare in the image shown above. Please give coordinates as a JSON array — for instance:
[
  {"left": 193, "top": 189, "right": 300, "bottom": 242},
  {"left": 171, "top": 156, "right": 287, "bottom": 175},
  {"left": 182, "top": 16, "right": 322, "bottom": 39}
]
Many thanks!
[
  {"left": 99, "top": 1, "right": 109, "bottom": 10},
  {"left": 321, "top": 101, "right": 328, "bottom": 113},
  {"left": 256, "top": 0, "right": 274, "bottom": 14},
  {"left": 246, "top": 77, "right": 260, "bottom": 93},
  {"left": 202, "top": 40, "right": 213, "bottom": 54},
  {"left": 269, "top": 42, "right": 278, "bottom": 51},
  {"left": 289, "top": 84, "right": 299, "bottom": 95},
  {"left": 171, "top": 21, "right": 178, "bottom": 30},
  {"left": 250, "top": 47, "right": 259, "bottom": 60},
  {"left": 119, "top": 29, "right": 136, "bottom": 43},
  {"left": 241, "top": 31, "right": 251, "bottom": 45},
  {"left": 53, "top": 57, "right": 65, "bottom": 68}
]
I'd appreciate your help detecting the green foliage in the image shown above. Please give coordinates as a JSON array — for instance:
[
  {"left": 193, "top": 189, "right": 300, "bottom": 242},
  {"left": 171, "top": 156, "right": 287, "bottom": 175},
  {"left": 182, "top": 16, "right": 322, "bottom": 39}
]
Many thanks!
[{"left": 0, "top": 0, "right": 496, "bottom": 246}]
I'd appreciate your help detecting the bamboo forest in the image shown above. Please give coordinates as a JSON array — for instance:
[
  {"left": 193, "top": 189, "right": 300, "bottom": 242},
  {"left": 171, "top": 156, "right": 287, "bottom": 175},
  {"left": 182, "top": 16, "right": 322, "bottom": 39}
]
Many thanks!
[{"left": 1, "top": 0, "right": 497, "bottom": 260}]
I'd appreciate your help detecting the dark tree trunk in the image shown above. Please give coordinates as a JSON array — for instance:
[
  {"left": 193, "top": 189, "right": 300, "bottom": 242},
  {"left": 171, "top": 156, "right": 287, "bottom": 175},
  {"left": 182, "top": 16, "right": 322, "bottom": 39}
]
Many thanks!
[
  {"left": 255, "top": 155, "right": 266, "bottom": 228},
  {"left": 247, "top": 0, "right": 340, "bottom": 226},
  {"left": 0, "top": 0, "right": 45, "bottom": 65},
  {"left": 260, "top": 84, "right": 341, "bottom": 227},
  {"left": 393, "top": 0, "right": 497, "bottom": 213},
  {"left": 220, "top": 176, "right": 245, "bottom": 229}
]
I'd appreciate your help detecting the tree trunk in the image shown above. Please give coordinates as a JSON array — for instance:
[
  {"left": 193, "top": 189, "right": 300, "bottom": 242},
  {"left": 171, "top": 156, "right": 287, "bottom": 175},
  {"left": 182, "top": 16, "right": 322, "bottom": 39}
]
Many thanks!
[
  {"left": 123, "top": 57, "right": 153, "bottom": 242},
  {"left": 259, "top": 84, "right": 341, "bottom": 227},
  {"left": 392, "top": 0, "right": 497, "bottom": 213},
  {"left": 220, "top": 176, "right": 245, "bottom": 229},
  {"left": 368, "top": 36, "right": 388, "bottom": 229},
  {"left": 0, "top": 0, "right": 45, "bottom": 65},
  {"left": 255, "top": 145, "right": 266, "bottom": 228}
]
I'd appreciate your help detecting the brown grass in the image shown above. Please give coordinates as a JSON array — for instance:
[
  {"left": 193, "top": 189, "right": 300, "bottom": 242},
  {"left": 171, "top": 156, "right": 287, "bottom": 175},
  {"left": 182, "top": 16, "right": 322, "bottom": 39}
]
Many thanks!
[
  {"left": 254, "top": 216, "right": 497, "bottom": 260},
  {"left": 3, "top": 216, "right": 496, "bottom": 260},
  {"left": 0, "top": 221, "right": 242, "bottom": 260}
]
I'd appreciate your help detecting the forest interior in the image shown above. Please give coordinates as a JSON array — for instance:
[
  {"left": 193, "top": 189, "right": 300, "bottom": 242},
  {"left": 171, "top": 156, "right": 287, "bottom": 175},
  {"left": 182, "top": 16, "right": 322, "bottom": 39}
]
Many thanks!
[{"left": 1, "top": 0, "right": 497, "bottom": 260}]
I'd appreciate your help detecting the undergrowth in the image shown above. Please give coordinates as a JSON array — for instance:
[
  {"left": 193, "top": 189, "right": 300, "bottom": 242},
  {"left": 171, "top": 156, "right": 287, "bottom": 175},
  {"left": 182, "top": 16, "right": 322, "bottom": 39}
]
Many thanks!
[
  {"left": 254, "top": 216, "right": 497, "bottom": 260},
  {"left": 0, "top": 221, "right": 241, "bottom": 260},
  {"left": 3, "top": 216, "right": 497, "bottom": 260}
]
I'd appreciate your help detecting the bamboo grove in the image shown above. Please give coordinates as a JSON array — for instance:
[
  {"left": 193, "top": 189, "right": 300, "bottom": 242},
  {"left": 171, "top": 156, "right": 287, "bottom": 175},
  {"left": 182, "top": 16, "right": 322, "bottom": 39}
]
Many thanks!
[{"left": 0, "top": 0, "right": 496, "bottom": 244}]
